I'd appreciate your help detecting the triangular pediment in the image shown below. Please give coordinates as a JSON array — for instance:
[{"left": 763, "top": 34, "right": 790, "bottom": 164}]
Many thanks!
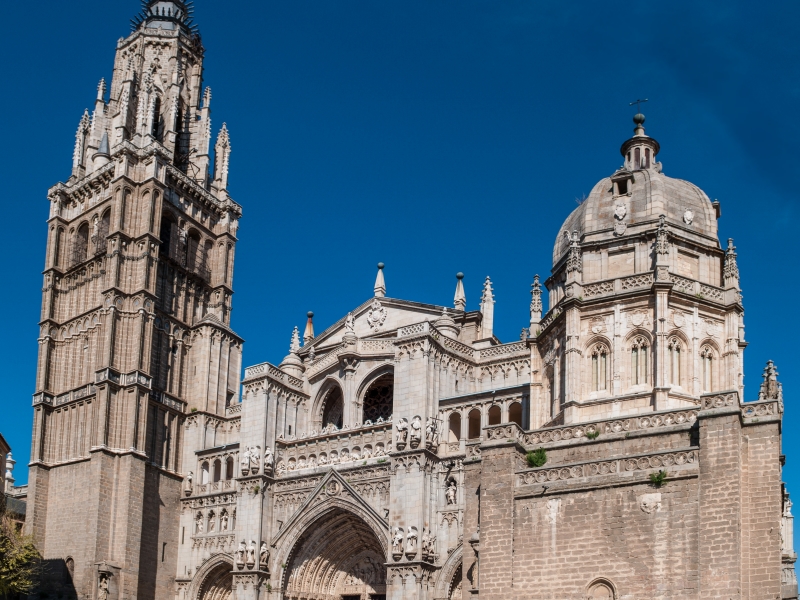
[
  {"left": 301, "top": 297, "right": 458, "bottom": 354},
  {"left": 270, "top": 468, "right": 388, "bottom": 548}
]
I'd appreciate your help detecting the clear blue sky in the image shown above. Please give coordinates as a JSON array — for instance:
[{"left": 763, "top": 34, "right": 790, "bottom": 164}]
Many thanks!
[{"left": 1, "top": 1, "right": 798, "bottom": 498}]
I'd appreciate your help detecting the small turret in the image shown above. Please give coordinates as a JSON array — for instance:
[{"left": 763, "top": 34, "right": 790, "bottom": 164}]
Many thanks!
[
  {"left": 454, "top": 272, "right": 466, "bottom": 311},
  {"left": 620, "top": 112, "right": 661, "bottom": 172},
  {"left": 479, "top": 276, "right": 495, "bottom": 340},
  {"left": 213, "top": 124, "right": 231, "bottom": 192},
  {"left": 280, "top": 326, "right": 304, "bottom": 378},
  {"left": 374, "top": 262, "right": 386, "bottom": 298}
]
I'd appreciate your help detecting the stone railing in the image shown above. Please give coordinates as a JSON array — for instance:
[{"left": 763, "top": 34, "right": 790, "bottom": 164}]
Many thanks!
[
  {"left": 741, "top": 400, "right": 780, "bottom": 419},
  {"left": 226, "top": 403, "right": 242, "bottom": 415},
  {"left": 699, "top": 284, "right": 724, "bottom": 302},
  {"left": 398, "top": 322, "right": 430, "bottom": 337},
  {"left": 305, "top": 345, "right": 344, "bottom": 379},
  {"left": 620, "top": 273, "right": 654, "bottom": 290},
  {"left": 538, "top": 306, "right": 562, "bottom": 332},
  {"left": 358, "top": 339, "right": 395, "bottom": 354},
  {"left": 54, "top": 383, "right": 98, "bottom": 407},
  {"left": 483, "top": 407, "right": 696, "bottom": 447},
  {"left": 516, "top": 448, "right": 698, "bottom": 487},
  {"left": 583, "top": 280, "right": 615, "bottom": 299},
  {"left": 478, "top": 342, "right": 527, "bottom": 361},
  {"left": 242, "top": 361, "right": 304, "bottom": 389},
  {"left": 194, "top": 479, "right": 237, "bottom": 496},
  {"left": 700, "top": 392, "right": 739, "bottom": 410},
  {"left": 434, "top": 332, "right": 475, "bottom": 359},
  {"left": 275, "top": 422, "right": 393, "bottom": 475},
  {"left": 465, "top": 441, "right": 482, "bottom": 460}
]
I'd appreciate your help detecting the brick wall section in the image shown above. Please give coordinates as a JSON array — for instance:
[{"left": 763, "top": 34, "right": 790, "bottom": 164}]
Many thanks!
[
  {"left": 477, "top": 443, "right": 518, "bottom": 600},
  {"left": 512, "top": 476, "right": 699, "bottom": 599},
  {"left": 698, "top": 408, "right": 742, "bottom": 599},
  {"left": 461, "top": 458, "right": 481, "bottom": 599},
  {"left": 741, "top": 419, "right": 782, "bottom": 597}
]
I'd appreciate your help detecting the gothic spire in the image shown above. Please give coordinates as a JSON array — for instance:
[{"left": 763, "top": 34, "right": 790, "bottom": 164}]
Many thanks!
[
  {"left": 724, "top": 238, "right": 740, "bottom": 289},
  {"left": 131, "top": 0, "right": 199, "bottom": 35},
  {"left": 213, "top": 124, "right": 231, "bottom": 191},
  {"left": 454, "top": 272, "right": 466, "bottom": 311},
  {"left": 303, "top": 312, "right": 315, "bottom": 345},
  {"left": 289, "top": 326, "right": 301, "bottom": 354},
  {"left": 530, "top": 274, "right": 542, "bottom": 328},
  {"left": 480, "top": 276, "right": 495, "bottom": 340},
  {"left": 374, "top": 263, "right": 386, "bottom": 298},
  {"left": 758, "top": 360, "right": 783, "bottom": 402}
]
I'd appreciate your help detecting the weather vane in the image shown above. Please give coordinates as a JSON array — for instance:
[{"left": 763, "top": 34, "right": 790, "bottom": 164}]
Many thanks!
[{"left": 629, "top": 98, "right": 648, "bottom": 113}]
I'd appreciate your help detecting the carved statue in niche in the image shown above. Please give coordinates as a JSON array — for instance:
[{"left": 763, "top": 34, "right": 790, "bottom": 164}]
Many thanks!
[
  {"left": 220, "top": 510, "right": 229, "bottom": 531},
  {"left": 246, "top": 540, "right": 256, "bottom": 567},
  {"left": 97, "top": 573, "right": 109, "bottom": 600},
  {"left": 207, "top": 510, "right": 215, "bottom": 532},
  {"left": 260, "top": 542, "right": 269, "bottom": 568},
  {"left": 235, "top": 540, "right": 246, "bottom": 569},
  {"left": 263, "top": 447, "right": 274, "bottom": 473},
  {"left": 240, "top": 447, "right": 251, "bottom": 475},
  {"left": 406, "top": 526, "right": 418, "bottom": 555},
  {"left": 391, "top": 527, "right": 404, "bottom": 555},
  {"left": 422, "top": 529, "right": 436, "bottom": 560},
  {"left": 345, "top": 312, "right": 356, "bottom": 333},
  {"left": 395, "top": 419, "right": 409, "bottom": 450},
  {"left": 425, "top": 417, "right": 438, "bottom": 448},
  {"left": 446, "top": 478, "right": 457, "bottom": 505},
  {"left": 195, "top": 512, "right": 204, "bottom": 534},
  {"left": 184, "top": 471, "right": 193, "bottom": 497},
  {"left": 249, "top": 446, "right": 261, "bottom": 474},
  {"left": 410, "top": 416, "right": 422, "bottom": 448}
]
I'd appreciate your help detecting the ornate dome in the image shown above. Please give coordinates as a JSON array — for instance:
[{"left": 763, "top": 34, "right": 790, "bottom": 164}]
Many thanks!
[{"left": 552, "top": 116, "right": 719, "bottom": 266}]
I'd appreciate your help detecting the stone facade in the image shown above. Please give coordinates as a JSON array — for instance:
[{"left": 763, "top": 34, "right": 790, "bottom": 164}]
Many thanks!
[{"left": 24, "top": 3, "right": 795, "bottom": 600}]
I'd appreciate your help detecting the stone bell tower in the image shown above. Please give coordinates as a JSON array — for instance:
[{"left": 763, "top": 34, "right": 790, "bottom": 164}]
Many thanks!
[{"left": 26, "top": 2, "right": 243, "bottom": 597}]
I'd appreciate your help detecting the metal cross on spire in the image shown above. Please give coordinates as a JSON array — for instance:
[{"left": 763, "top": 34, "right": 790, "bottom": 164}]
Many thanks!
[{"left": 629, "top": 98, "right": 649, "bottom": 113}]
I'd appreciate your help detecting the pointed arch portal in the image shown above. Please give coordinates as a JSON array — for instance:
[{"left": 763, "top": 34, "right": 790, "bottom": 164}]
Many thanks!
[
  {"left": 197, "top": 560, "right": 233, "bottom": 600},
  {"left": 283, "top": 507, "right": 386, "bottom": 600}
]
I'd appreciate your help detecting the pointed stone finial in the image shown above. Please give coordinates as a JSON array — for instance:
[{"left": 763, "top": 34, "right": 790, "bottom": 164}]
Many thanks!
[
  {"left": 289, "top": 326, "right": 301, "bottom": 353},
  {"left": 454, "top": 272, "right": 466, "bottom": 311},
  {"left": 72, "top": 110, "right": 91, "bottom": 171},
  {"left": 374, "top": 262, "right": 386, "bottom": 298},
  {"left": 214, "top": 123, "right": 231, "bottom": 190},
  {"left": 303, "top": 312, "right": 315, "bottom": 345},
  {"left": 724, "top": 238, "right": 740, "bottom": 288},
  {"left": 480, "top": 276, "right": 495, "bottom": 339},
  {"left": 530, "top": 274, "right": 542, "bottom": 328},
  {"left": 92, "top": 131, "right": 111, "bottom": 168},
  {"left": 566, "top": 231, "right": 582, "bottom": 274},
  {"left": 4, "top": 452, "right": 15, "bottom": 493},
  {"left": 203, "top": 86, "right": 212, "bottom": 108},
  {"left": 758, "top": 360, "right": 783, "bottom": 402},
  {"left": 97, "top": 78, "right": 107, "bottom": 102}
]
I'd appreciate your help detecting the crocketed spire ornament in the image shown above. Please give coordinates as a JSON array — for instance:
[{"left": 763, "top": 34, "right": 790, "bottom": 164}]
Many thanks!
[
  {"left": 289, "top": 326, "right": 301, "bottom": 354},
  {"left": 566, "top": 231, "right": 582, "bottom": 274},
  {"left": 530, "top": 274, "right": 543, "bottom": 327},
  {"left": 724, "top": 238, "right": 740, "bottom": 288},
  {"left": 454, "top": 273, "right": 466, "bottom": 311},
  {"left": 480, "top": 276, "right": 495, "bottom": 339},
  {"left": 758, "top": 360, "right": 783, "bottom": 403},
  {"left": 655, "top": 215, "right": 670, "bottom": 255},
  {"left": 131, "top": 0, "right": 199, "bottom": 35}
]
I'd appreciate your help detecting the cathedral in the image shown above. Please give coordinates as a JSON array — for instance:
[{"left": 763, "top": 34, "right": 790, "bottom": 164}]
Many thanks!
[{"left": 22, "top": 2, "right": 796, "bottom": 599}]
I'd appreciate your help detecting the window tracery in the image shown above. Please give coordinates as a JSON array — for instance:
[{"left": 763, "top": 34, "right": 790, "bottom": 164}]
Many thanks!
[
  {"left": 630, "top": 336, "right": 649, "bottom": 386},
  {"left": 362, "top": 373, "right": 393, "bottom": 422},
  {"left": 668, "top": 337, "right": 682, "bottom": 386},
  {"left": 590, "top": 343, "right": 609, "bottom": 392},
  {"left": 321, "top": 386, "right": 344, "bottom": 429},
  {"left": 700, "top": 345, "right": 715, "bottom": 392}
]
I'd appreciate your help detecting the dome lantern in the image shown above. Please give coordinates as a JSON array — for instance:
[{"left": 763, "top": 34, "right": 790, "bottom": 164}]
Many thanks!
[{"left": 620, "top": 113, "right": 661, "bottom": 172}]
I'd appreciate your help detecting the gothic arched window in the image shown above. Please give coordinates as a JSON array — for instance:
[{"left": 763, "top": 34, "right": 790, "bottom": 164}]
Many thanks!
[
  {"left": 630, "top": 336, "right": 649, "bottom": 386},
  {"left": 362, "top": 373, "right": 393, "bottom": 422},
  {"left": 591, "top": 343, "right": 609, "bottom": 392},
  {"left": 668, "top": 337, "right": 682, "bottom": 386},
  {"left": 225, "top": 457, "right": 234, "bottom": 480},
  {"left": 700, "top": 345, "right": 715, "bottom": 392},
  {"left": 467, "top": 409, "right": 481, "bottom": 440},
  {"left": 72, "top": 223, "right": 89, "bottom": 266},
  {"left": 488, "top": 405, "right": 501, "bottom": 425},
  {"left": 321, "top": 386, "right": 344, "bottom": 429},
  {"left": 448, "top": 412, "right": 461, "bottom": 443},
  {"left": 509, "top": 402, "right": 523, "bottom": 427}
]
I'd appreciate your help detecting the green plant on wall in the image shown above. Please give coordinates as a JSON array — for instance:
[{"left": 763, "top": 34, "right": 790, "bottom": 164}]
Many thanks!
[
  {"left": 526, "top": 448, "right": 547, "bottom": 468},
  {"left": 649, "top": 470, "right": 667, "bottom": 488}
]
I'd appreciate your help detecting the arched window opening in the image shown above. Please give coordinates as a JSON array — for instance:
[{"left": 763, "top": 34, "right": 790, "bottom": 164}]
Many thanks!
[
  {"left": 151, "top": 96, "right": 163, "bottom": 140},
  {"left": 509, "top": 402, "right": 523, "bottom": 427},
  {"left": 53, "top": 227, "right": 64, "bottom": 267},
  {"left": 225, "top": 457, "right": 234, "bottom": 480},
  {"left": 468, "top": 409, "right": 481, "bottom": 440},
  {"left": 212, "top": 459, "right": 221, "bottom": 483},
  {"left": 701, "top": 345, "right": 714, "bottom": 392},
  {"left": 159, "top": 216, "right": 173, "bottom": 257},
  {"left": 362, "top": 373, "right": 393, "bottom": 422},
  {"left": 95, "top": 210, "right": 110, "bottom": 256},
  {"left": 321, "top": 386, "right": 344, "bottom": 429},
  {"left": 202, "top": 240, "right": 213, "bottom": 282},
  {"left": 187, "top": 231, "right": 201, "bottom": 271},
  {"left": 591, "top": 344, "right": 609, "bottom": 392},
  {"left": 71, "top": 223, "right": 89, "bottom": 266},
  {"left": 668, "top": 337, "right": 682, "bottom": 386},
  {"left": 201, "top": 461, "right": 209, "bottom": 485},
  {"left": 644, "top": 147, "right": 651, "bottom": 169},
  {"left": 630, "top": 336, "right": 649, "bottom": 386},
  {"left": 587, "top": 579, "right": 615, "bottom": 599},
  {"left": 488, "top": 405, "right": 501, "bottom": 426},
  {"left": 448, "top": 412, "right": 461, "bottom": 443},
  {"left": 634, "top": 147, "right": 641, "bottom": 170}
]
